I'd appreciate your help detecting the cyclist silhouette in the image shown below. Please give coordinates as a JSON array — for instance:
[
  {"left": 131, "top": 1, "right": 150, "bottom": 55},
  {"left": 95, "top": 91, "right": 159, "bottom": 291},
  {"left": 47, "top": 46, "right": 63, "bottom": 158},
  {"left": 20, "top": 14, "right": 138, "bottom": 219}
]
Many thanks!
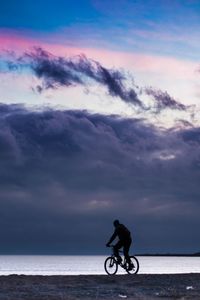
[{"left": 106, "top": 219, "right": 132, "bottom": 269}]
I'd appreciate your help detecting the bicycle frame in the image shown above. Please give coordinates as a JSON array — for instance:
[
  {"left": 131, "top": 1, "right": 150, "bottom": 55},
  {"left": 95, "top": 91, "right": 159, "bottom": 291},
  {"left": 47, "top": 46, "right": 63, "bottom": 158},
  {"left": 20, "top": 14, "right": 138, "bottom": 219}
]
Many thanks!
[{"left": 110, "top": 247, "right": 127, "bottom": 269}]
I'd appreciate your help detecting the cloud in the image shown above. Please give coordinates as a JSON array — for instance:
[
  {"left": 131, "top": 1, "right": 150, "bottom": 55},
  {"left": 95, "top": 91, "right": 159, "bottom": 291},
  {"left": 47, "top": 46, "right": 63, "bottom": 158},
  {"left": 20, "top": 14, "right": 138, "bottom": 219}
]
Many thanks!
[
  {"left": 4, "top": 47, "right": 190, "bottom": 114},
  {"left": 144, "top": 87, "right": 188, "bottom": 112},
  {"left": 0, "top": 103, "right": 200, "bottom": 253},
  {"left": 23, "top": 47, "right": 143, "bottom": 108},
  {"left": 26, "top": 48, "right": 84, "bottom": 89}
]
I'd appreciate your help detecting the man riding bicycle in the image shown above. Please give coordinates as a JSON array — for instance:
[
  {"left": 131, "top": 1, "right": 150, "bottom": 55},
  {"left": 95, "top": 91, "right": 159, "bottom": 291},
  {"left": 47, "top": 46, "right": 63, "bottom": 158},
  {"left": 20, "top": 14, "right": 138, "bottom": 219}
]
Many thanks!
[{"left": 106, "top": 219, "right": 132, "bottom": 270}]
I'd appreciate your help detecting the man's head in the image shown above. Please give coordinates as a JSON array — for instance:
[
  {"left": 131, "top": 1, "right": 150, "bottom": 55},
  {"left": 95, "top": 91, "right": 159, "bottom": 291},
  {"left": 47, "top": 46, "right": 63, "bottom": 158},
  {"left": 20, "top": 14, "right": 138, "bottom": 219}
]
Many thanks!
[{"left": 113, "top": 219, "right": 120, "bottom": 227}]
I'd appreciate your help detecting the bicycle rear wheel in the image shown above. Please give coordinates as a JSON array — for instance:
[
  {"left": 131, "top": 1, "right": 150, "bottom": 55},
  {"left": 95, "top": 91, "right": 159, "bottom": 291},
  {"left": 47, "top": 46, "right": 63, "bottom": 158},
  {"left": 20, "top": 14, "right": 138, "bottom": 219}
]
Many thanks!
[
  {"left": 104, "top": 256, "right": 118, "bottom": 275},
  {"left": 126, "top": 256, "right": 139, "bottom": 274}
]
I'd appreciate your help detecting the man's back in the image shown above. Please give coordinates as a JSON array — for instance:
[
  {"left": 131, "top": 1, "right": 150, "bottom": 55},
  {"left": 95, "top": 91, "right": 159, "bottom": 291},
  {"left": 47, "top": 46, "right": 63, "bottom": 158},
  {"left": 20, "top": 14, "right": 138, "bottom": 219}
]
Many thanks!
[{"left": 115, "top": 223, "right": 131, "bottom": 241}]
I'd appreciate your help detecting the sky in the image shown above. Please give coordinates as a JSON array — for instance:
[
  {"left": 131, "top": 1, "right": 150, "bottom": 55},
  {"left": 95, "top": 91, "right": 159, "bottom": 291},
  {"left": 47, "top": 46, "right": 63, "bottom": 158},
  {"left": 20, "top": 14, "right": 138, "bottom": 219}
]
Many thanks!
[{"left": 0, "top": 0, "right": 200, "bottom": 254}]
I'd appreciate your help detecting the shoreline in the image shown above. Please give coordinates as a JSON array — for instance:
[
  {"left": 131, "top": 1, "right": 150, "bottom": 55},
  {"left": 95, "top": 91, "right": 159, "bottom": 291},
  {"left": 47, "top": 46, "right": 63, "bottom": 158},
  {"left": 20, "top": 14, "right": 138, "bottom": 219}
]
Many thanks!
[{"left": 0, "top": 274, "right": 200, "bottom": 299}]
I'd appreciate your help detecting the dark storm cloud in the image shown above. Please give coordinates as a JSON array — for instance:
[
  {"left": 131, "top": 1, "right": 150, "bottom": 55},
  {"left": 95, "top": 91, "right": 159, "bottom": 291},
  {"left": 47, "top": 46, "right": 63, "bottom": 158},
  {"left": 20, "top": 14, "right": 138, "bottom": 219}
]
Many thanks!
[
  {"left": 26, "top": 48, "right": 84, "bottom": 89},
  {"left": 25, "top": 47, "right": 143, "bottom": 107},
  {"left": 4, "top": 48, "right": 190, "bottom": 113},
  {"left": 4, "top": 47, "right": 143, "bottom": 107},
  {"left": 144, "top": 87, "right": 187, "bottom": 112},
  {"left": 0, "top": 103, "right": 200, "bottom": 254}
]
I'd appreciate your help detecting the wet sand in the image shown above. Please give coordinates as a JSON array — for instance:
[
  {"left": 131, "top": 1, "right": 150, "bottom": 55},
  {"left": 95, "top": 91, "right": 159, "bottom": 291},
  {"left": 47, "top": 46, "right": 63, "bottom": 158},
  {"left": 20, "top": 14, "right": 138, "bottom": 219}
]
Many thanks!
[{"left": 0, "top": 274, "right": 200, "bottom": 299}]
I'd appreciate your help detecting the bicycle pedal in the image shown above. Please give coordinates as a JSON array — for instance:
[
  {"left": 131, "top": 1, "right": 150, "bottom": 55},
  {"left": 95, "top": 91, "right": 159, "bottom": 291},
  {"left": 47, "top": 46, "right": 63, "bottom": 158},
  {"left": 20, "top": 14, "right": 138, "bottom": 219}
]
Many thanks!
[
  {"left": 117, "top": 259, "right": 122, "bottom": 264},
  {"left": 128, "top": 264, "right": 134, "bottom": 271}
]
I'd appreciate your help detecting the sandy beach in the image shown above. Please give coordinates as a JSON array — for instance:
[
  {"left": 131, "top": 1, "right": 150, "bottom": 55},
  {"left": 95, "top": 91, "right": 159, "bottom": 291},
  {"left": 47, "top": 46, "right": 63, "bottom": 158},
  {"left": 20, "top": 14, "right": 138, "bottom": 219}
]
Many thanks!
[{"left": 0, "top": 274, "right": 200, "bottom": 299}]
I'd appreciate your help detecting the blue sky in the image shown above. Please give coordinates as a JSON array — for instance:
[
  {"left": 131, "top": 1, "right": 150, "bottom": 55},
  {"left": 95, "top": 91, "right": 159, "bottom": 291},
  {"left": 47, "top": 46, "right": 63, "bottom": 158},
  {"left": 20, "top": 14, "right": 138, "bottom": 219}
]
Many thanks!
[
  {"left": 1, "top": 0, "right": 200, "bottom": 30},
  {"left": 0, "top": 0, "right": 100, "bottom": 30},
  {"left": 0, "top": 1, "right": 200, "bottom": 254},
  {"left": 1, "top": 0, "right": 200, "bottom": 59}
]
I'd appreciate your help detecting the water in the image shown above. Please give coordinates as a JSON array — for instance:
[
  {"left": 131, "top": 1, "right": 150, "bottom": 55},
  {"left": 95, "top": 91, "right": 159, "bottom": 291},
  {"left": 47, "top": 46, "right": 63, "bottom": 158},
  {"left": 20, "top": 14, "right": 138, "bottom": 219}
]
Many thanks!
[{"left": 0, "top": 256, "right": 199, "bottom": 275}]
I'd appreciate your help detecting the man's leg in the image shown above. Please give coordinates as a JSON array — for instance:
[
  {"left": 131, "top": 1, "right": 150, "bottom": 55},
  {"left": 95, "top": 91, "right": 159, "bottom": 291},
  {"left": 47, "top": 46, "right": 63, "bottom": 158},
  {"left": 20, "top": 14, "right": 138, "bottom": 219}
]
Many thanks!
[
  {"left": 123, "top": 239, "right": 132, "bottom": 265},
  {"left": 113, "top": 240, "right": 123, "bottom": 263}
]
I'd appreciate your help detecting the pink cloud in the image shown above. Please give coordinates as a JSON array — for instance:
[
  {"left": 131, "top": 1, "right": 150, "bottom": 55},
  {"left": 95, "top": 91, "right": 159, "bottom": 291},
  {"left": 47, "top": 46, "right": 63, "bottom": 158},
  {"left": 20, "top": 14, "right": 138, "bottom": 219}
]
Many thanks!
[{"left": 0, "top": 29, "right": 197, "bottom": 81}]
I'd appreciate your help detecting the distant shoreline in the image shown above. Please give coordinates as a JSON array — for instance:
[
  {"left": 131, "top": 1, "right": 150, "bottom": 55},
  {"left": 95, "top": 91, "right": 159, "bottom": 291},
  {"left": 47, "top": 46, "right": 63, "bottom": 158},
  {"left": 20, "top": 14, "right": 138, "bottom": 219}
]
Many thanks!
[
  {"left": 136, "top": 253, "right": 200, "bottom": 257},
  {"left": 0, "top": 274, "right": 200, "bottom": 299}
]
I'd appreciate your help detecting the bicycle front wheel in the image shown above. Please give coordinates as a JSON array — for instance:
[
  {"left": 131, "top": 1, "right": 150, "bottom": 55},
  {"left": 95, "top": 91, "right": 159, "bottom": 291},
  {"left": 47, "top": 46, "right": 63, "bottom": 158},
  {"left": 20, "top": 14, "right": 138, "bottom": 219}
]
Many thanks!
[
  {"left": 126, "top": 256, "right": 139, "bottom": 274},
  {"left": 104, "top": 256, "right": 118, "bottom": 275}
]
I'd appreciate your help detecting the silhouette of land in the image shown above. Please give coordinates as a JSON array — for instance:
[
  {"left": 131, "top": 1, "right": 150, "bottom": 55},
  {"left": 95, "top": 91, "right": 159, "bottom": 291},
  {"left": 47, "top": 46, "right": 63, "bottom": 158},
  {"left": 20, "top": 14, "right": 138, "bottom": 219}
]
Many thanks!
[
  {"left": 137, "top": 252, "right": 200, "bottom": 257},
  {"left": 0, "top": 274, "right": 200, "bottom": 299}
]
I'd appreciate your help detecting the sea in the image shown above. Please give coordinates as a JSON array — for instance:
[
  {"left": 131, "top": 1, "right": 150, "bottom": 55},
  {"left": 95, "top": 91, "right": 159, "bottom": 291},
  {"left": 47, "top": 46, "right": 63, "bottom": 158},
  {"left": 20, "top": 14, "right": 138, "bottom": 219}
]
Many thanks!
[{"left": 0, "top": 256, "right": 200, "bottom": 275}]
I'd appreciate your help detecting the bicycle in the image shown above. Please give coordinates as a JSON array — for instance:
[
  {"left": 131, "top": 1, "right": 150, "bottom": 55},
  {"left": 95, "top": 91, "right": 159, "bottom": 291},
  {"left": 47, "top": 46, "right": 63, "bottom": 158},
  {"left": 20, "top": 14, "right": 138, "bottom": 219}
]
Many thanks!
[{"left": 104, "top": 246, "right": 139, "bottom": 275}]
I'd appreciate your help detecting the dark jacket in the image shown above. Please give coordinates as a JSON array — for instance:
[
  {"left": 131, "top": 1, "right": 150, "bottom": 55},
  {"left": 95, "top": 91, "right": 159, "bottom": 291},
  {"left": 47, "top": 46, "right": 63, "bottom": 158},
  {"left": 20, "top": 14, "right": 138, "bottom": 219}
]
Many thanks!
[{"left": 108, "top": 223, "right": 131, "bottom": 244}]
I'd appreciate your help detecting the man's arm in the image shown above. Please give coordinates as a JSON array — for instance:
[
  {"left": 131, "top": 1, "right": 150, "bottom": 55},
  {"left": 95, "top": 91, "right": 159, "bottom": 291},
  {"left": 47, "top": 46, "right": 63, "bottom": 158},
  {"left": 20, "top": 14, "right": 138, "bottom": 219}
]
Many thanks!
[{"left": 106, "top": 229, "right": 117, "bottom": 246}]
